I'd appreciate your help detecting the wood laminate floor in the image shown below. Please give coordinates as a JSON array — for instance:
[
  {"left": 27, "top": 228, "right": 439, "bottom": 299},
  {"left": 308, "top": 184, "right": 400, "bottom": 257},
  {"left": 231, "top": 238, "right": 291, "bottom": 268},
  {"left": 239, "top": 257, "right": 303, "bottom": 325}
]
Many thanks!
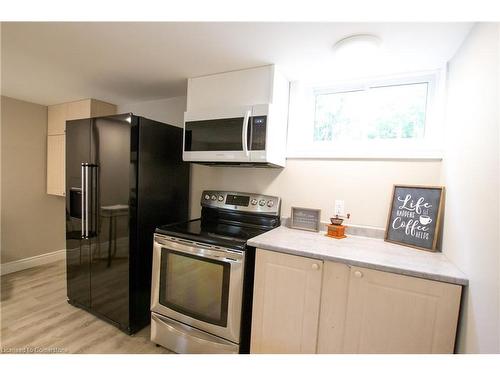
[{"left": 0, "top": 260, "right": 171, "bottom": 354}]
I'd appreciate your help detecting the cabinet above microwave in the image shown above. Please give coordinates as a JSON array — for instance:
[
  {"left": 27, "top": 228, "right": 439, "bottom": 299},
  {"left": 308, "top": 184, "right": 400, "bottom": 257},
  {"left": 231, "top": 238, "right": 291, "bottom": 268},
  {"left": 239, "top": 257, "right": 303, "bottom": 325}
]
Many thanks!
[{"left": 184, "top": 65, "right": 289, "bottom": 168}]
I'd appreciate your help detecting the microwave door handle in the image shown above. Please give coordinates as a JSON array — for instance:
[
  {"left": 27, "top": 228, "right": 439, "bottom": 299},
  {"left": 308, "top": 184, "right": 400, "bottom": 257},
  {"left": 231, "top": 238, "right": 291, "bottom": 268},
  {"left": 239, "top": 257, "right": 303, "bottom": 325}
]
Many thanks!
[{"left": 242, "top": 110, "right": 251, "bottom": 157}]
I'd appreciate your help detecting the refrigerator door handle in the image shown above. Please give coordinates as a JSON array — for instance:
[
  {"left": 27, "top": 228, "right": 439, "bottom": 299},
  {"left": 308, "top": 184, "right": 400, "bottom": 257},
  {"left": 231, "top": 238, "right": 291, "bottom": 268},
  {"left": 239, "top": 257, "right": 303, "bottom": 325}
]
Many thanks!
[
  {"left": 93, "top": 165, "right": 99, "bottom": 237},
  {"left": 85, "top": 164, "right": 89, "bottom": 238},
  {"left": 81, "top": 163, "right": 85, "bottom": 238}
]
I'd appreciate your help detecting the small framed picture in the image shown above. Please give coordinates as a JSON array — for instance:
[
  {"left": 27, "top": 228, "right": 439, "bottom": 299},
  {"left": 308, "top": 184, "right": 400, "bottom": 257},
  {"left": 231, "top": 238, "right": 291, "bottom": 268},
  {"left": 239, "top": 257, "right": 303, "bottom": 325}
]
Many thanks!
[
  {"left": 290, "top": 207, "right": 321, "bottom": 232},
  {"left": 385, "top": 185, "right": 445, "bottom": 252}
]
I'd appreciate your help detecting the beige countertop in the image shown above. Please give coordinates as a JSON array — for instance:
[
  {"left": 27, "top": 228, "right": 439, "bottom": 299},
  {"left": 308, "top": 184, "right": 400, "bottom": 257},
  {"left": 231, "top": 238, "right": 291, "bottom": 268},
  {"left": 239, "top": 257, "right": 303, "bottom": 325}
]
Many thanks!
[{"left": 247, "top": 226, "right": 468, "bottom": 286}]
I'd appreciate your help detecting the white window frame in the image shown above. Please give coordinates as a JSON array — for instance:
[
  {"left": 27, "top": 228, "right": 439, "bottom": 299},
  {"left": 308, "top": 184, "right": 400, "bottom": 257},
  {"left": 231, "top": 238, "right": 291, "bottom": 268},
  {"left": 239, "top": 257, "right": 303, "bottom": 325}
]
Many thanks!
[{"left": 286, "top": 71, "right": 445, "bottom": 160}]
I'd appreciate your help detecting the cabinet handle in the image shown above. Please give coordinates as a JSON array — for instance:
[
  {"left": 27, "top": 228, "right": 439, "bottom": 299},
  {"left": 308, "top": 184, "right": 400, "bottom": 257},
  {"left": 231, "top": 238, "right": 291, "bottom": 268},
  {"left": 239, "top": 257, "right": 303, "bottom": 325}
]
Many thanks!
[
  {"left": 354, "top": 270, "right": 363, "bottom": 278},
  {"left": 311, "top": 263, "right": 320, "bottom": 270}
]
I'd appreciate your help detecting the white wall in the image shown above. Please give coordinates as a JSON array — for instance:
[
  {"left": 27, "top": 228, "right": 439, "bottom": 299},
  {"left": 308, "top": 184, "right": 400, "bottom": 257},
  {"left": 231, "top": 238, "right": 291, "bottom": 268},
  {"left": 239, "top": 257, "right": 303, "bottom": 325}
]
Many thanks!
[
  {"left": 441, "top": 23, "right": 500, "bottom": 353},
  {"left": 190, "top": 160, "right": 442, "bottom": 227},
  {"left": 497, "top": 27, "right": 500, "bottom": 351}
]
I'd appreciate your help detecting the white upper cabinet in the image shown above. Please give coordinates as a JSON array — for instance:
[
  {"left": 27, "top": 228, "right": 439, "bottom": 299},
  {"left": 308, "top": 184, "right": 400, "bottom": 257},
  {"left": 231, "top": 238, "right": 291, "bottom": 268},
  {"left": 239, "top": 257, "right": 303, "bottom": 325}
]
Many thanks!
[
  {"left": 47, "top": 103, "right": 67, "bottom": 135},
  {"left": 187, "top": 65, "right": 277, "bottom": 110}
]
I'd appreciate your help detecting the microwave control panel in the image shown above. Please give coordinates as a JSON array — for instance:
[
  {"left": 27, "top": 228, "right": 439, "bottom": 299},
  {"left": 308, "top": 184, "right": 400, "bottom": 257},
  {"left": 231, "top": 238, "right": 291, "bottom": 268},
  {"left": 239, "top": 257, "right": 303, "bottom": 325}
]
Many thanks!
[{"left": 249, "top": 116, "right": 267, "bottom": 151}]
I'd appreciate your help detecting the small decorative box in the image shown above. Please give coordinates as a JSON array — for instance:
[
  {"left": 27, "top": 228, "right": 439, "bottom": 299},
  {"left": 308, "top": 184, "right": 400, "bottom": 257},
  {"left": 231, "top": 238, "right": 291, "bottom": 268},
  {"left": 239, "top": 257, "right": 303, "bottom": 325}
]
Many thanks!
[
  {"left": 290, "top": 207, "right": 321, "bottom": 232},
  {"left": 326, "top": 224, "right": 347, "bottom": 239}
]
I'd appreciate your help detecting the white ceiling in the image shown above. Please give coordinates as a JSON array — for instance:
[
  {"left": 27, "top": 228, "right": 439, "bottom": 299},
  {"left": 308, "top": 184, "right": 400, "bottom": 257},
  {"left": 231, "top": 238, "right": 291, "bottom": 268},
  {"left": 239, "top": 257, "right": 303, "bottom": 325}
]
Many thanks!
[{"left": 1, "top": 22, "right": 473, "bottom": 106}]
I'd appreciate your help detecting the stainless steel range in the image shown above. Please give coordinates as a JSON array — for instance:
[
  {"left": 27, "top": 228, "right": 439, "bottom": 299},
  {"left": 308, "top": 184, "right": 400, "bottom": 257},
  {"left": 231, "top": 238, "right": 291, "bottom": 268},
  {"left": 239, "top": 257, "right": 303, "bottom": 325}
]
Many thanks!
[{"left": 150, "top": 190, "right": 281, "bottom": 354}]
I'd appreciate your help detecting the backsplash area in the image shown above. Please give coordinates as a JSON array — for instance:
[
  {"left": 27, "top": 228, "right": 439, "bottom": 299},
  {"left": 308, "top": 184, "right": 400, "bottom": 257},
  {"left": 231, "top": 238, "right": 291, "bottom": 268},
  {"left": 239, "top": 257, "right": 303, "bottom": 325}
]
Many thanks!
[
  {"left": 279, "top": 216, "right": 385, "bottom": 239},
  {"left": 189, "top": 158, "right": 442, "bottom": 228}
]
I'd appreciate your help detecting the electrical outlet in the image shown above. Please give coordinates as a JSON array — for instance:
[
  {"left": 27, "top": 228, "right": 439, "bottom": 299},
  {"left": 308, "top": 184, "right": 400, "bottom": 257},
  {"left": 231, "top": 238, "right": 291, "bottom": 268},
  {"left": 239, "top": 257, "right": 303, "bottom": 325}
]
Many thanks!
[{"left": 334, "top": 200, "right": 345, "bottom": 216}]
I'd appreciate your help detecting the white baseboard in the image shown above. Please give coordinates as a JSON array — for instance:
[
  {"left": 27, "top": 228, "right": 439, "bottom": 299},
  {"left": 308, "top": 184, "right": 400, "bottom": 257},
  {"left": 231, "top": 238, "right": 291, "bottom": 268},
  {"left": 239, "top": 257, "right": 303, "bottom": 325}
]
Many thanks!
[{"left": 0, "top": 249, "right": 66, "bottom": 276}]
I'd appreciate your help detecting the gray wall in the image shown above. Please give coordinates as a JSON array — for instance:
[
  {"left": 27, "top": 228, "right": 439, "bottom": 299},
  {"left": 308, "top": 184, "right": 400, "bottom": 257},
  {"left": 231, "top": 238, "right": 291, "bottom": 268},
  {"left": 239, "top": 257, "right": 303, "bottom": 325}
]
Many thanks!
[{"left": 1, "top": 96, "right": 65, "bottom": 264}]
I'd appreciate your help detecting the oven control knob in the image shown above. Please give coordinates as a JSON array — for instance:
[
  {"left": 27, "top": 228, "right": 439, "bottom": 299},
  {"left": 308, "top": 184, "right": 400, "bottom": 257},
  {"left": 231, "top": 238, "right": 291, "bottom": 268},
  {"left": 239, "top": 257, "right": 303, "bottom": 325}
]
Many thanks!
[
  {"left": 267, "top": 200, "right": 274, "bottom": 207},
  {"left": 211, "top": 195, "right": 217, "bottom": 201},
  {"left": 251, "top": 199, "right": 258, "bottom": 205},
  {"left": 259, "top": 199, "right": 266, "bottom": 206},
  {"left": 204, "top": 194, "right": 210, "bottom": 200},
  {"left": 218, "top": 195, "right": 224, "bottom": 202}
]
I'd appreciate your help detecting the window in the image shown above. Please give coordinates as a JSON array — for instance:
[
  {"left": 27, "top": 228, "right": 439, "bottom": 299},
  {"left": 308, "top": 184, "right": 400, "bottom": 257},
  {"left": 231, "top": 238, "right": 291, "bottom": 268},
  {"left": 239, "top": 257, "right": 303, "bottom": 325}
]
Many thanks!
[
  {"left": 287, "top": 73, "right": 443, "bottom": 159},
  {"left": 314, "top": 82, "right": 428, "bottom": 142}
]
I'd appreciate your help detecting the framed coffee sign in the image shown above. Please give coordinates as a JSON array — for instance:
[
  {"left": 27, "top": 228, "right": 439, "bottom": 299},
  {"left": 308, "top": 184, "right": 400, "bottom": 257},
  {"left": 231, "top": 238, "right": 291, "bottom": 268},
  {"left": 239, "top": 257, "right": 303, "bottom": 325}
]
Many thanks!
[{"left": 385, "top": 185, "right": 445, "bottom": 252}]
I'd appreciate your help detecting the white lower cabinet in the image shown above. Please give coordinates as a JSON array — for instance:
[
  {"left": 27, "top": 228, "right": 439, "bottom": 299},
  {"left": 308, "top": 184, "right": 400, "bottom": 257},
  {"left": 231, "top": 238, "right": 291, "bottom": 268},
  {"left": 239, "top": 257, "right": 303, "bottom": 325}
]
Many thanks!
[
  {"left": 251, "top": 249, "right": 462, "bottom": 354},
  {"left": 250, "top": 249, "right": 323, "bottom": 353},
  {"left": 338, "top": 266, "right": 461, "bottom": 354}
]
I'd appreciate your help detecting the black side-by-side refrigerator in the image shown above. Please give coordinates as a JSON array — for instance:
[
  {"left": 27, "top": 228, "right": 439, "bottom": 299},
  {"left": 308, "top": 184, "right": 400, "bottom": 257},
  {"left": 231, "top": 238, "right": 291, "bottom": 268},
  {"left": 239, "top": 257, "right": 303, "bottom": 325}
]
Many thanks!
[{"left": 65, "top": 113, "right": 189, "bottom": 334}]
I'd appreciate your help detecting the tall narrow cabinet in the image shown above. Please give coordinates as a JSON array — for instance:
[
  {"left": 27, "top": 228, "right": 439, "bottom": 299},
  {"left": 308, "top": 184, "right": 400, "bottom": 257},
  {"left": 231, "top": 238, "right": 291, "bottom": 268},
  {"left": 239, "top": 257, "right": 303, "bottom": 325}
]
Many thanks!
[{"left": 46, "top": 99, "right": 116, "bottom": 196}]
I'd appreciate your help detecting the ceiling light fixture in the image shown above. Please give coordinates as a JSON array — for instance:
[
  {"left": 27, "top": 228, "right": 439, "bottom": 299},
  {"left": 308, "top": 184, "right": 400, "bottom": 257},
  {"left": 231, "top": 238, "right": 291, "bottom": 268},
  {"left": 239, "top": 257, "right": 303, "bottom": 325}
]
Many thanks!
[{"left": 333, "top": 34, "right": 382, "bottom": 59}]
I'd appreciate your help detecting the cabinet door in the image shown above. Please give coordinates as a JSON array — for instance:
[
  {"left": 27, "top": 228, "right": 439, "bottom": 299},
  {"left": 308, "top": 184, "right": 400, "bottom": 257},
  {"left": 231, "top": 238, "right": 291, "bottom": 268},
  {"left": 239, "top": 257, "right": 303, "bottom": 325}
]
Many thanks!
[
  {"left": 342, "top": 266, "right": 461, "bottom": 354},
  {"left": 46, "top": 134, "right": 65, "bottom": 196},
  {"left": 250, "top": 249, "right": 323, "bottom": 354},
  {"left": 47, "top": 103, "right": 67, "bottom": 135}
]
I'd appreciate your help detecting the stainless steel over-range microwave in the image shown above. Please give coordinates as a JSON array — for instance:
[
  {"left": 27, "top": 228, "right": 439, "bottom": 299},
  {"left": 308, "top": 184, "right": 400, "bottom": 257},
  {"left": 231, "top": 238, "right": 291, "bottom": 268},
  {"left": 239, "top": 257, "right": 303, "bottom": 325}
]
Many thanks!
[{"left": 182, "top": 104, "right": 287, "bottom": 167}]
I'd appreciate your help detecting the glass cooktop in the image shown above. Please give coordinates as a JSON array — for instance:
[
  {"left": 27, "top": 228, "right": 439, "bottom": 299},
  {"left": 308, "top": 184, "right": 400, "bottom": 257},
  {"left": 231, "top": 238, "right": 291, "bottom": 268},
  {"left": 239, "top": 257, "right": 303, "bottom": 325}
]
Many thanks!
[{"left": 156, "top": 219, "right": 270, "bottom": 250}]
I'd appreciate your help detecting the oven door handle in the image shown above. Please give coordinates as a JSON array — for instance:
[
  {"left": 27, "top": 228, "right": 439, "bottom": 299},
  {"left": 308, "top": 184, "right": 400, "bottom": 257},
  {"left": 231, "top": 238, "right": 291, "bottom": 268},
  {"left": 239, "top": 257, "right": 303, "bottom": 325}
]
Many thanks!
[
  {"left": 221, "top": 258, "right": 240, "bottom": 263},
  {"left": 154, "top": 238, "right": 243, "bottom": 264}
]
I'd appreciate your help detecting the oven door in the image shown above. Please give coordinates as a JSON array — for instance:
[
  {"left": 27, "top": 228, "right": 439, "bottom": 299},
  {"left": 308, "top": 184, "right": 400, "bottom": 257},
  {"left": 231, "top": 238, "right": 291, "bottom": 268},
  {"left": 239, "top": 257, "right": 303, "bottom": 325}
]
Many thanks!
[{"left": 151, "top": 235, "right": 245, "bottom": 344}]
